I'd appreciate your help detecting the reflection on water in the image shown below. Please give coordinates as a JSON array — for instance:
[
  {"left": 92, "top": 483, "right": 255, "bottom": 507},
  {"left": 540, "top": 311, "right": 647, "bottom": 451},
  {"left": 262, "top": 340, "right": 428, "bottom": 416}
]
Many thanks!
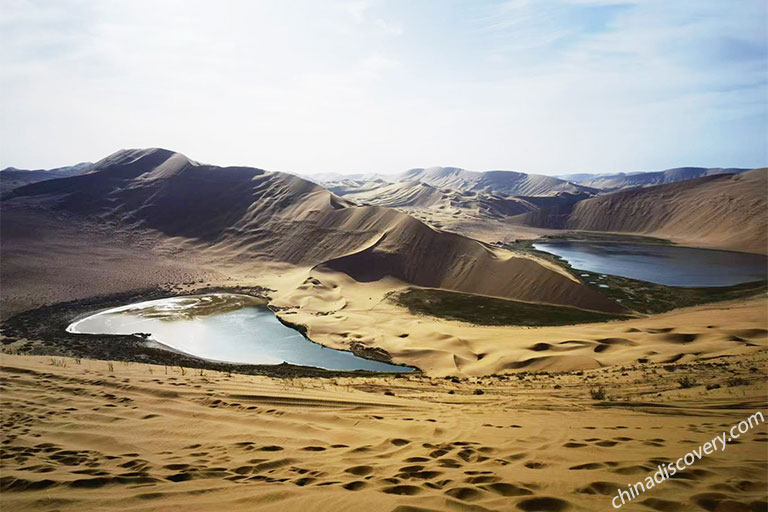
[
  {"left": 533, "top": 242, "right": 768, "bottom": 287},
  {"left": 68, "top": 294, "right": 412, "bottom": 372}
]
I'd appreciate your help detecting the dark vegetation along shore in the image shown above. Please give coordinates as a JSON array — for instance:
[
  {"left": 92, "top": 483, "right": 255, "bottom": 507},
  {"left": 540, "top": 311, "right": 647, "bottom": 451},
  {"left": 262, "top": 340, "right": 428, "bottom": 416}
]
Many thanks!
[
  {"left": 387, "top": 232, "right": 767, "bottom": 325},
  {"left": 391, "top": 288, "right": 631, "bottom": 326},
  {"left": 507, "top": 234, "right": 768, "bottom": 315},
  {"left": 0, "top": 286, "right": 418, "bottom": 378}
]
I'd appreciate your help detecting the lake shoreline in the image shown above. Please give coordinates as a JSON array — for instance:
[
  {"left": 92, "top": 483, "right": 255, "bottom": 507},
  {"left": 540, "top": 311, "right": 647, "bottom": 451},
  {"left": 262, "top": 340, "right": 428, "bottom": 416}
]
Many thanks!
[
  {"left": 533, "top": 240, "right": 768, "bottom": 287},
  {"left": 0, "top": 286, "right": 420, "bottom": 378},
  {"left": 66, "top": 293, "right": 414, "bottom": 373}
]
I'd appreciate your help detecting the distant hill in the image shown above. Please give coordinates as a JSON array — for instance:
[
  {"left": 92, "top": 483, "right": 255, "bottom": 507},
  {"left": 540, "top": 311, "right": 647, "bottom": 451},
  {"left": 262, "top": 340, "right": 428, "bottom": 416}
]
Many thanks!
[
  {"left": 397, "top": 167, "right": 594, "bottom": 197},
  {"left": 301, "top": 171, "right": 395, "bottom": 184},
  {"left": 516, "top": 169, "right": 768, "bottom": 254},
  {"left": 558, "top": 167, "right": 751, "bottom": 192},
  {"left": 316, "top": 166, "right": 595, "bottom": 236},
  {"left": 0, "top": 162, "right": 93, "bottom": 193},
  {"left": 4, "top": 148, "right": 621, "bottom": 312}
]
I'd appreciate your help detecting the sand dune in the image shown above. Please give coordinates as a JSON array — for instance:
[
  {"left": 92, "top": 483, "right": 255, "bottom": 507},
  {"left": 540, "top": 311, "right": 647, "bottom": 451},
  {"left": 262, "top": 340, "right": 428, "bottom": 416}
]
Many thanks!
[
  {"left": 266, "top": 267, "right": 767, "bottom": 375},
  {"left": 397, "top": 167, "right": 594, "bottom": 197},
  {"left": 4, "top": 148, "right": 618, "bottom": 314},
  {"left": 516, "top": 169, "right": 768, "bottom": 254},
  {"left": 2, "top": 149, "right": 767, "bottom": 511},
  {"left": 564, "top": 167, "right": 751, "bottom": 192},
  {"left": 3, "top": 148, "right": 765, "bottom": 377},
  {"left": 327, "top": 179, "right": 550, "bottom": 218},
  {"left": 1, "top": 352, "right": 765, "bottom": 511},
  {"left": 0, "top": 162, "right": 92, "bottom": 193},
  {"left": 323, "top": 175, "right": 591, "bottom": 244},
  {"left": 318, "top": 166, "right": 593, "bottom": 197}
]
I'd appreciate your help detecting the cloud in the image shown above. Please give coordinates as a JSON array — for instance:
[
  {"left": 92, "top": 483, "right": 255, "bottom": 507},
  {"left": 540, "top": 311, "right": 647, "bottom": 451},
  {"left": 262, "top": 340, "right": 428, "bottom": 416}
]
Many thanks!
[{"left": 0, "top": 0, "right": 765, "bottom": 173}]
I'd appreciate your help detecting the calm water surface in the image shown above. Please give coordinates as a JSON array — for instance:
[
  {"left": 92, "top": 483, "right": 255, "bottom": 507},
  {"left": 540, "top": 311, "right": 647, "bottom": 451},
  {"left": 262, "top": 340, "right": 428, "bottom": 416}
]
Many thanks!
[
  {"left": 532, "top": 242, "right": 768, "bottom": 287},
  {"left": 68, "top": 294, "right": 412, "bottom": 372}
]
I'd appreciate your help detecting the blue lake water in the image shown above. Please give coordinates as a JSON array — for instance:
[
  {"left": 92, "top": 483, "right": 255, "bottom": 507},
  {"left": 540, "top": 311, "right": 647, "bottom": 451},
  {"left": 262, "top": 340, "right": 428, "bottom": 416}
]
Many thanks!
[
  {"left": 532, "top": 242, "right": 768, "bottom": 287},
  {"left": 67, "top": 294, "right": 412, "bottom": 372}
]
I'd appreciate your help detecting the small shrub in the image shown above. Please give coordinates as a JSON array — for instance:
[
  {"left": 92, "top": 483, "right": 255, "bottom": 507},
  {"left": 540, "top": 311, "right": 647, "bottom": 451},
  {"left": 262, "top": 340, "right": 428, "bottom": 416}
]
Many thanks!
[
  {"left": 727, "top": 377, "right": 749, "bottom": 387},
  {"left": 474, "top": 389, "right": 485, "bottom": 395},
  {"left": 677, "top": 376, "right": 697, "bottom": 389},
  {"left": 706, "top": 383, "right": 721, "bottom": 390},
  {"left": 589, "top": 387, "right": 606, "bottom": 400}
]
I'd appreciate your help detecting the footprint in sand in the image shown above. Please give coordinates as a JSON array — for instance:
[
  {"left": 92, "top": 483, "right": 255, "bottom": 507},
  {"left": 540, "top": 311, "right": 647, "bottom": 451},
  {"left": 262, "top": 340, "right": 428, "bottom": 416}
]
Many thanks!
[
  {"left": 445, "top": 486, "right": 485, "bottom": 501},
  {"left": 638, "top": 497, "right": 685, "bottom": 511},
  {"left": 485, "top": 482, "right": 534, "bottom": 496},
  {"left": 661, "top": 333, "right": 699, "bottom": 343},
  {"left": 569, "top": 462, "right": 604, "bottom": 470},
  {"left": 345, "top": 465, "right": 373, "bottom": 476},
  {"left": 382, "top": 484, "right": 422, "bottom": 495},
  {"left": 465, "top": 475, "right": 500, "bottom": 484},
  {"left": 516, "top": 496, "right": 572, "bottom": 511},
  {"left": 342, "top": 480, "right": 366, "bottom": 491},
  {"left": 577, "top": 481, "right": 622, "bottom": 495}
]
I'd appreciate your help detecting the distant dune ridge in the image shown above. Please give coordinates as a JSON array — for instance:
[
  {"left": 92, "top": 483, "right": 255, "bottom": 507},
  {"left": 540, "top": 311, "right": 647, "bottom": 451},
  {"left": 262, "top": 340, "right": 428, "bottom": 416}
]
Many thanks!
[
  {"left": 316, "top": 166, "right": 593, "bottom": 197},
  {"left": 397, "top": 166, "right": 595, "bottom": 196},
  {"left": 1, "top": 148, "right": 767, "bottom": 378},
  {"left": 0, "top": 162, "right": 92, "bottom": 193},
  {"left": 4, "top": 148, "right": 621, "bottom": 313},
  {"left": 315, "top": 166, "right": 761, "bottom": 247},
  {"left": 516, "top": 169, "right": 768, "bottom": 254},
  {"left": 559, "top": 166, "right": 751, "bottom": 191},
  {"left": 4, "top": 147, "right": 764, "bottom": 324},
  {"left": 325, "top": 179, "right": 552, "bottom": 219}
]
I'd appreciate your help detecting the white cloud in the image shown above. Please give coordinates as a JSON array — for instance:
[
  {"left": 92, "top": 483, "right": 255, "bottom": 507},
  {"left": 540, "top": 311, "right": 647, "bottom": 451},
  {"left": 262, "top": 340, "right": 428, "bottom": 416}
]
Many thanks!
[{"left": 0, "top": 0, "right": 764, "bottom": 174}]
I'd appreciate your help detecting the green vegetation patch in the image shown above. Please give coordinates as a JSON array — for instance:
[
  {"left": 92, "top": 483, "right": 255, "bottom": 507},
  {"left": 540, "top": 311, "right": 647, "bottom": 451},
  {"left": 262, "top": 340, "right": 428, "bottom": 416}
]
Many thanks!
[
  {"left": 505, "top": 237, "right": 767, "bottom": 314},
  {"left": 391, "top": 288, "right": 629, "bottom": 326},
  {"left": 541, "top": 231, "right": 674, "bottom": 245},
  {"left": 568, "top": 269, "right": 767, "bottom": 314}
]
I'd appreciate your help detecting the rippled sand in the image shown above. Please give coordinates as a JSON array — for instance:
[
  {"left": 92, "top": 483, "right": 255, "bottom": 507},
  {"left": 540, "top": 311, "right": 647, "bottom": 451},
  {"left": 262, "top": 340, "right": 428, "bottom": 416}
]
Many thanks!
[{"left": 1, "top": 353, "right": 766, "bottom": 512}]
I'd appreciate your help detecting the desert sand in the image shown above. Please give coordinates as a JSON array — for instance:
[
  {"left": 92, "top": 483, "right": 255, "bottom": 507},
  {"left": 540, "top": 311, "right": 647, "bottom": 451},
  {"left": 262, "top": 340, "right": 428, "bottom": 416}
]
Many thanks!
[
  {"left": 516, "top": 170, "right": 768, "bottom": 255},
  {"left": 1, "top": 149, "right": 766, "bottom": 511},
  {"left": 1, "top": 351, "right": 766, "bottom": 512}
]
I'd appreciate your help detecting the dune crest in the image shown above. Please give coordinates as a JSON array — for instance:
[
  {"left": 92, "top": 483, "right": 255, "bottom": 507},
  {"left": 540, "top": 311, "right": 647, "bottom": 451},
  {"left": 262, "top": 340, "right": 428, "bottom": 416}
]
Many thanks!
[
  {"left": 516, "top": 169, "right": 768, "bottom": 254},
  {"left": 5, "top": 148, "right": 619, "bottom": 313}
]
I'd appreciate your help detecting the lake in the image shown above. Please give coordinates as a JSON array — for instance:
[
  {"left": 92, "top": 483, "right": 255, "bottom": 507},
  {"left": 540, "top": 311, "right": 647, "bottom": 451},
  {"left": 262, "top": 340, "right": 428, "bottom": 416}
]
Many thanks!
[
  {"left": 67, "top": 293, "right": 412, "bottom": 372},
  {"left": 532, "top": 242, "right": 768, "bottom": 287}
]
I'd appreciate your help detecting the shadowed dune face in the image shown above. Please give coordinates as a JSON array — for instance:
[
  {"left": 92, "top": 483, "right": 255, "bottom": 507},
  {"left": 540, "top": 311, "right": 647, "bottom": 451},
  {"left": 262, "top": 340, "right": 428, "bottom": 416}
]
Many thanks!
[
  {"left": 320, "top": 229, "right": 623, "bottom": 313},
  {"left": 4, "top": 148, "right": 622, "bottom": 314},
  {"left": 515, "top": 169, "right": 768, "bottom": 254}
]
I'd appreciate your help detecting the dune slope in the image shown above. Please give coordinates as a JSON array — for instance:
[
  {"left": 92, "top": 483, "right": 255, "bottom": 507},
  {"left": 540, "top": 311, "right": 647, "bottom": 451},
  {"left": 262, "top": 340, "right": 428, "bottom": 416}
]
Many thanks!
[
  {"left": 4, "top": 148, "right": 620, "bottom": 313},
  {"left": 399, "top": 166, "right": 594, "bottom": 196},
  {"left": 1, "top": 353, "right": 766, "bottom": 512},
  {"left": 516, "top": 169, "right": 768, "bottom": 254},
  {"left": 573, "top": 166, "right": 751, "bottom": 191}
]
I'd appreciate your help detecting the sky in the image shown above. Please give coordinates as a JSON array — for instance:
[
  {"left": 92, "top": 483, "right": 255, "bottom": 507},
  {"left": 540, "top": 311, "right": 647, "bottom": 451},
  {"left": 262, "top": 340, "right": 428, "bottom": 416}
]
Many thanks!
[{"left": 1, "top": 0, "right": 766, "bottom": 175}]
